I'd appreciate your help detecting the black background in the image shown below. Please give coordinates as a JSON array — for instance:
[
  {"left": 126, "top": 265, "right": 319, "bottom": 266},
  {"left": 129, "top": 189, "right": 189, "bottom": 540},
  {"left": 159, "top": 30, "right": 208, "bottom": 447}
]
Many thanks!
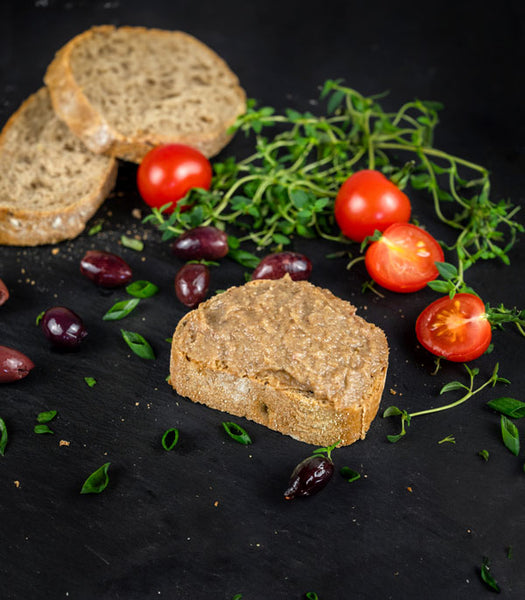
[{"left": 1, "top": 1, "right": 524, "bottom": 599}]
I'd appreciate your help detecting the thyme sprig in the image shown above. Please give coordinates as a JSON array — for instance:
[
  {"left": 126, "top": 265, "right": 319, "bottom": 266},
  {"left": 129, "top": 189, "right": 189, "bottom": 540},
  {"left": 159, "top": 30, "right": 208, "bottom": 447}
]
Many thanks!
[
  {"left": 144, "top": 80, "right": 522, "bottom": 275},
  {"left": 384, "top": 363, "right": 509, "bottom": 442}
]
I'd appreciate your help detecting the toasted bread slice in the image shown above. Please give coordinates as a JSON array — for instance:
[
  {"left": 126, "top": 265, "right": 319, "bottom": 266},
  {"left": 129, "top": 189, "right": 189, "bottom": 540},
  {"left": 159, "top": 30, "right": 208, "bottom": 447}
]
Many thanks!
[
  {"left": 170, "top": 276, "right": 389, "bottom": 446},
  {"left": 0, "top": 87, "right": 117, "bottom": 246},
  {"left": 44, "top": 25, "right": 247, "bottom": 162}
]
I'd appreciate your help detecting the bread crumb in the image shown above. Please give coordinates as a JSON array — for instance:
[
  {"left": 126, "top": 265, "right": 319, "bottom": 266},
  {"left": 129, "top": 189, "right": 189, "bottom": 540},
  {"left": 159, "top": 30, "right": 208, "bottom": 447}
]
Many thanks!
[
  {"left": 59, "top": 440, "right": 70, "bottom": 446},
  {"left": 389, "top": 388, "right": 397, "bottom": 395},
  {"left": 214, "top": 501, "right": 219, "bottom": 507},
  {"left": 407, "top": 486, "right": 413, "bottom": 493},
  {"left": 13, "top": 480, "right": 20, "bottom": 488},
  {"left": 51, "top": 247, "right": 60, "bottom": 255},
  {"left": 132, "top": 208, "right": 142, "bottom": 219}
]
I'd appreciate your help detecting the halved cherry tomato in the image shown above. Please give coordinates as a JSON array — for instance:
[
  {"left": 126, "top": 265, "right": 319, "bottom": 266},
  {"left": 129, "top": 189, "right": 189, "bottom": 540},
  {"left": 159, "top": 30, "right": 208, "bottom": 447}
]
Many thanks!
[
  {"left": 137, "top": 144, "right": 212, "bottom": 212},
  {"left": 364, "top": 223, "right": 444, "bottom": 293},
  {"left": 416, "top": 293, "right": 492, "bottom": 362},
  {"left": 334, "top": 170, "right": 411, "bottom": 242}
]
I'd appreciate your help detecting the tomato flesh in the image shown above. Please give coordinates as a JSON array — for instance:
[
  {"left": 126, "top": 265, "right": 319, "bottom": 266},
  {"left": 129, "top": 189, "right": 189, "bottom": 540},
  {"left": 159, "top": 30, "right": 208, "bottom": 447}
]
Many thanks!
[
  {"left": 334, "top": 170, "right": 411, "bottom": 242},
  {"left": 364, "top": 223, "right": 444, "bottom": 293},
  {"left": 137, "top": 144, "right": 212, "bottom": 212},
  {"left": 416, "top": 293, "right": 491, "bottom": 362}
]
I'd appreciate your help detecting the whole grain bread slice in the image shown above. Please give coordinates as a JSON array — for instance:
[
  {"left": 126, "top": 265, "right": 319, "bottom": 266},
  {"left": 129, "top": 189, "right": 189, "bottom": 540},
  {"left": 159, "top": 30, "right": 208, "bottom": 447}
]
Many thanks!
[
  {"left": 44, "top": 25, "right": 247, "bottom": 162},
  {"left": 170, "top": 276, "right": 389, "bottom": 447},
  {"left": 0, "top": 87, "right": 117, "bottom": 246}
]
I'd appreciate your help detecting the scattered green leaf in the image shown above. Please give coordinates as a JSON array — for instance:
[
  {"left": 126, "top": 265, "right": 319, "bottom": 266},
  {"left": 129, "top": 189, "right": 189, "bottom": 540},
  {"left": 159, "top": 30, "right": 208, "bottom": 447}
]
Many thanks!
[
  {"left": 34, "top": 424, "right": 54, "bottom": 434},
  {"left": 161, "top": 428, "right": 179, "bottom": 451},
  {"left": 121, "top": 235, "right": 144, "bottom": 251},
  {"left": 0, "top": 417, "right": 8, "bottom": 456},
  {"left": 126, "top": 280, "right": 159, "bottom": 298},
  {"left": 478, "top": 449, "right": 490, "bottom": 461},
  {"left": 480, "top": 557, "right": 500, "bottom": 593},
  {"left": 120, "top": 330, "right": 155, "bottom": 360},
  {"left": 37, "top": 410, "right": 57, "bottom": 423},
  {"left": 84, "top": 377, "right": 97, "bottom": 388},
  {"left": 222, "top": 422, "right": 252, "bottom": 445},
  {"left": 80, "top": 462, "right": 111, "bottom": 494},
  {"left": 500, "top": 415, "right": 520, "bottom": 456},
  {"left": 340, "top": 466, "right": 361, "bottom": 482},
  {"left": 103, "top": 298, "right": 140, "bottom": 321},
  {"left": 438, "top": 435, "right": 455, "bottom": 444},
  {"left": 487, "top": 397, "right": 525, "bottom": 419}
]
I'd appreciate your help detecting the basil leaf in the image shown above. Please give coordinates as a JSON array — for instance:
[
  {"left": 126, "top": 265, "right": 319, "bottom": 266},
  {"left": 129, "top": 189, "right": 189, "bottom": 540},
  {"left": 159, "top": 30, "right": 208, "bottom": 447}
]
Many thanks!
[
  {"left": 37, "top": 410, "right": 57, "bottom": 423},
  {"left": 500, "top": 415, "right": 520, "bottom": 456},
  {"left": 340, "top": 466, "right": 361, "bottom": 482},
  {"left": 126, "top": 280, "right": 159, "bottom": 298},
  {"left": 0, "top": 417, "right": 8, "bottom": 456},
  {"left": 84, "top": 376, "right": 97, "bottom": 388},
  {"left": 222, "top": 422, "right": 252, "bottom": 445},
  {"left": 80, "top": 462, "right": 111, "bottom": 494},
  {"left": 34, "top": 424, "right": 54, "bottom": 434},
  {"left": 120, "top": 329, "right": 155, "bottom": 360},
  {"left": 120, "top": 235, "right": 144, "bottom": 251},
  {"left": 103, "top": 298, "right": 140, "bottom": 321},
  {"left": 487, "top": 397, "right": 525, "bottom": 419},
  {"left": 161, "top": 428, "right": 179, "bottom": 451},
  {"left": 480, "top": 558, "right": 500, "bottom": 593}
]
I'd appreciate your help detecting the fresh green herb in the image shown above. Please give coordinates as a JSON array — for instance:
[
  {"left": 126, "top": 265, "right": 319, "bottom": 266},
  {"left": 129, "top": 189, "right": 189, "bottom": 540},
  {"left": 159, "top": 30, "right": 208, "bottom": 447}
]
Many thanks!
[
  {"left": 35, "top": 310, "right": 45, "bottom": 325},
  {"left": 126, "top": 280, "right": 159, "bottom": 298},
  {"left": 80, "top": 462, "right": 111, "bottom": 494},
  {"left": 161, "top": 428, "right": 179, "bottom": 451},
  {"left": 312, "top": 440, "right": 340, "bottom": 461},
  {"left": 384, "top": 364, "right": 508, "bottom": 442},
  {"left": 37, "top": 410, "right": 57, "bottom": 424},
  {"left": 0, "top": 417, "right": 8, "bottom": 456},
  {"left": 231, "top": 595, "right": 243, "bottom": 600},
  {"left": 144, "top": 81, "right": 522, "bottom": 278},
  {"left": 84, "top": 376, "right": 97, "bottom": 388},
  {"left": 500, "top": 415, "right": 520, "bottom": 456},
  {"left": 120, "top": 235, "right": 144, "bottom": 251},
  {"left": 340, "top": 466, "right": 361, "bottom": 482},
  {"left": 34, "top": 424, "right": 54, "bottom": 434},
  {"left": 507, "top": 546, "right": 513, "bottom": 560},
  {"left": 103, "top": 298, "right": 140, "bottom": 321},
  {"left": 120, "top": 329, "right": 155, "bottom": 360},
  {"left": 438, "top": 435, "right": 456, "bottom": 444},
  {"left": 305, "top": 593, "right": 320, "bottom": 600},
  {"left": 222, "top": 422, "right": 252, "bottom": 445},
  {"left": 478, "top": 449, "right": 490, "bottom": 461},
  {"left": 480, "top": 557, "right": 501, "bottom": 593},
  {"left": 88, "top": 221, "right": 103, "bottom": 236},
  {"left": 487, "top": 397, "right": 525, "bottom": 419}
]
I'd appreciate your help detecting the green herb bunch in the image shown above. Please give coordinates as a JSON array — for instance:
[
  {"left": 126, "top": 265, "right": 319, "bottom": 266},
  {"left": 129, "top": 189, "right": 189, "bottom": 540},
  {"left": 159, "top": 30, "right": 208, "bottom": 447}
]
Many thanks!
[{"left": 144, "top": 79, "right": 522, "bottom": 273}]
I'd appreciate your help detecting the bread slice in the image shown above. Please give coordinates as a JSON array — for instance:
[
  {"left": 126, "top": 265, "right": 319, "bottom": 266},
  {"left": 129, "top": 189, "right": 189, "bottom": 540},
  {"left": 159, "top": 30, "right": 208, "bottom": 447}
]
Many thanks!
[
  {"left": 0, "top": 87, "right": 117, "bottom": 246},
  {"left": 170, "top": 276, "right": 389, "bottom": 447},
  {"left": 44, "top": 25, "right": 247, "bottom": 162}
]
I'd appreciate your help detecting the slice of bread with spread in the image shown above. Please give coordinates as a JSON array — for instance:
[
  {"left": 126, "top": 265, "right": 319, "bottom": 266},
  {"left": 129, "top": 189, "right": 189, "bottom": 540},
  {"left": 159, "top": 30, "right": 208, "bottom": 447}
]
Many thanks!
[
  {"left": 170, "top": 276, "right": 389, "bottom": 446},
  {"left": 0, "top": 87, "right": 117, "bottom": 246},
  {"left": 44, "top": 25, "right": 247, "bottom": 162}
]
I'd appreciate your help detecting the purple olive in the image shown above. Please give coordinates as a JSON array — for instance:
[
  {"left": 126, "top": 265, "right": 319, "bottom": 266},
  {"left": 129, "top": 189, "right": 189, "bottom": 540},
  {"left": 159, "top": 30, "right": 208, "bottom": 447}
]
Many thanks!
[
  {"left": 175, "top": 263, "right": 210, "bottom": 308},
  {"left": 41, "top": 306, "right": 88, "bottom": 349},
  {"left": 0, "top": 279, "right": 9, "bottom": 306},
  {"left": 284, "top": 454, "right": 334, "bottom": 500},
  {"left": 171, "top": 226, "right": 229, "bottom": 261},
  {"left": 80, "top": 250, "right": 133, "bottom": 287},
  {"left": 0, "top": 345, "right": 34, "bottom": 383},
  {"left": 252, "top": 251, "right": 312, "bottom": 281}
]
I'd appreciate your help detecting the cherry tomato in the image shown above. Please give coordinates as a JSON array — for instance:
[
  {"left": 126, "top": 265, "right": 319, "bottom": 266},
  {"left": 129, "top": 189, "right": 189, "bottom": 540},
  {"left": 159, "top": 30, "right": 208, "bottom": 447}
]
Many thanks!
[
  {"left": 415, "top": 293, "right": 491, "bottom": 362},
  {"left": 364, "top": 223, "right": 444, "bottom": 293},
  {"left": 334, "top": 170, "right": 411, "bottom": 242},
  {"left": 137, "top": 144, "right": 212, "bottom": 212}
]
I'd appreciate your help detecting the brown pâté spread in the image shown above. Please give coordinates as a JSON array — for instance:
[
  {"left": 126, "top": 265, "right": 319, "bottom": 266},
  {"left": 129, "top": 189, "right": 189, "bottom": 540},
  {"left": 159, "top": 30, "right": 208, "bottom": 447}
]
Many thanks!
[{"left": 175, "top": 275, "right": 388, "bottom": 410}]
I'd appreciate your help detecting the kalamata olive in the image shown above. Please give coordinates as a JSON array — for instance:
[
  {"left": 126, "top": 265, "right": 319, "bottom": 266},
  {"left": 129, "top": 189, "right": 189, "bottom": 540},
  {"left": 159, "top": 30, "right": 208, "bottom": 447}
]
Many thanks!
[
  {"left": 0, "top": 345, "right": 35, "bottom": 383},
  {"left": 171, "top": 226, "right": 229, "bottom": 261},
  {"left": 284, "top": 454, "right": 334, "bottom": 499},
  {"left": 175, "top": 263, "right": 210, "bottom": 308},
  {"left": 0, "top": 279, "right": 8, "bottom": 306},
  {"left": 252, "top": 251, "right": 312, "bottom": 281},
  {"left": 41, "top": 306, "right": 88, "bottom": 349},
  {"left": 80, "top": 250, "right": 133, "bottom": 287}
]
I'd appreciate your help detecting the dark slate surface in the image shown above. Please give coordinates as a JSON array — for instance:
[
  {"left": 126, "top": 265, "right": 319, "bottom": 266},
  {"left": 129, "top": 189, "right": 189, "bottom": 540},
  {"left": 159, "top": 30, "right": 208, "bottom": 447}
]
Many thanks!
[{"left": 1, "top": 1, "right": 524, "bottom": 599}]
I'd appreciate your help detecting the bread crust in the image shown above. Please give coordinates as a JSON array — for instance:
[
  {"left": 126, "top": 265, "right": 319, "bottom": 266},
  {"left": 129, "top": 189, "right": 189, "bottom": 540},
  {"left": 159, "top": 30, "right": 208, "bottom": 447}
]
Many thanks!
[
  {"left": 0, "top": 88, "right": 118, "bottom": 246},
  {"left": 44, "top": 25, "right": 247, "bottom": 162},
  {"left": 170, "top": 277, "right": 389, "bottom": 447}
]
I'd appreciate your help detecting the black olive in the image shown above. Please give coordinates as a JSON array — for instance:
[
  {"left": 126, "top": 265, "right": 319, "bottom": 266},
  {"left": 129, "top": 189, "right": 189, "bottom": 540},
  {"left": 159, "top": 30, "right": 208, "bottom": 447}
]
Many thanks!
[{"left": 283, "top": 454, "right": 334, "bottom": 499}]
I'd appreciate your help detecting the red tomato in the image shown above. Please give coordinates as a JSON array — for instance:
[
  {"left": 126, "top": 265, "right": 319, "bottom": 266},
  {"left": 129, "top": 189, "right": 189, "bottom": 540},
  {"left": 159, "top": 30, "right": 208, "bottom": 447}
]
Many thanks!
[
  {"left": 137, "top": 144, "right": 212, "bottom": 212},
  {"left": 416, "top": 293, "right": 491, "bottom": 362},
  {"left": 334, "top": 170, "right": 411, "bottom": 242},
  {"left": 364, "top": 223, "right": 444, "bottom": 293}
]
